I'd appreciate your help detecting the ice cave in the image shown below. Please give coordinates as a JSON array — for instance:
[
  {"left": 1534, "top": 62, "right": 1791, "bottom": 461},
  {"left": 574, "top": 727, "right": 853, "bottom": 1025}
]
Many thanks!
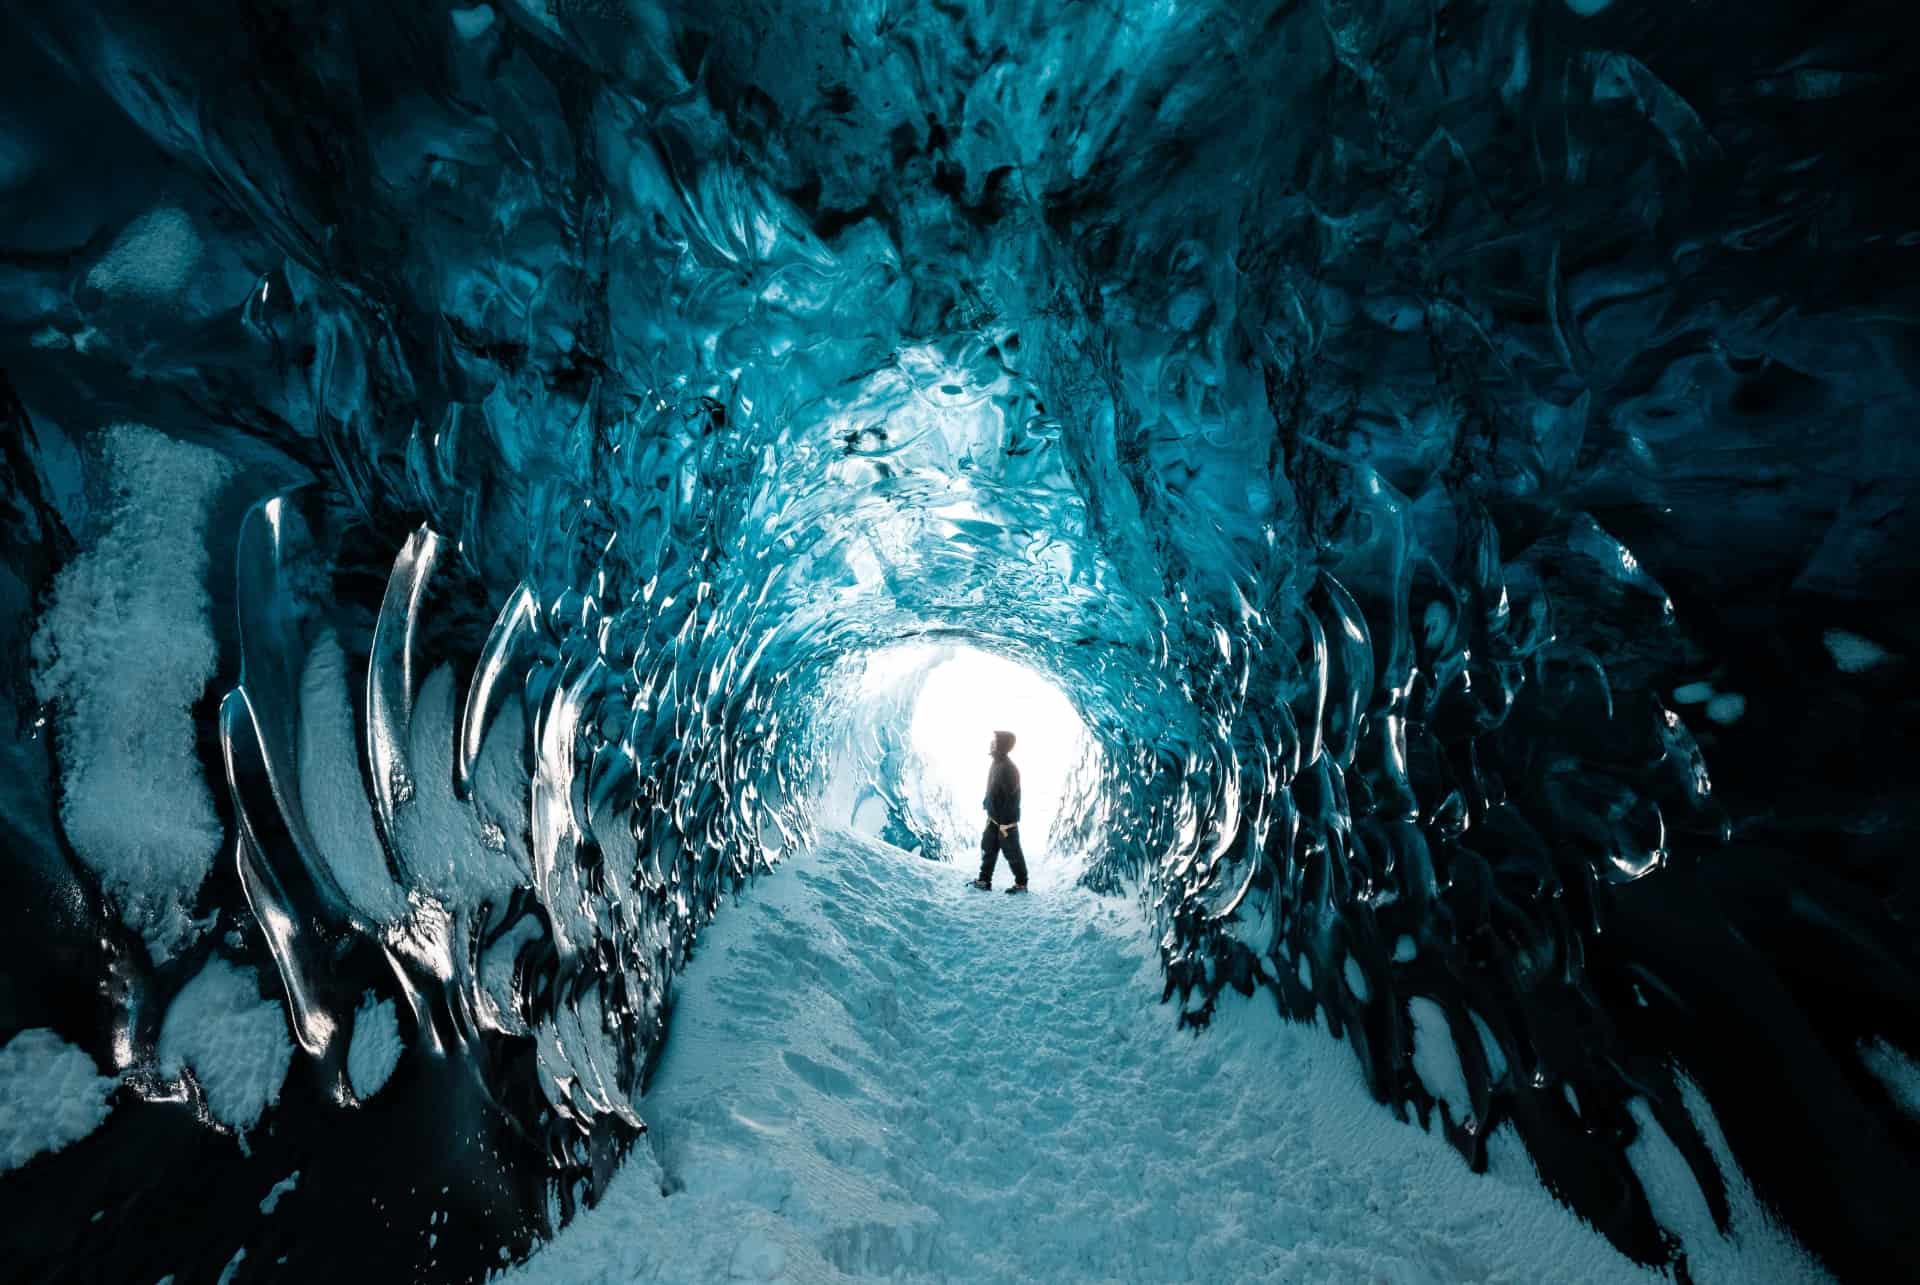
[{"left": 1, "top": 0, "right": 1917, "bottom": 1280}]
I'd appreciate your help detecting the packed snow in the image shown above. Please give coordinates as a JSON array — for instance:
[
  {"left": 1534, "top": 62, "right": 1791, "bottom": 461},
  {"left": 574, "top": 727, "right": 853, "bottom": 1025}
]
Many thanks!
[
  {"left": 1624, "top": 1083, "right": 1827, "bottom": 1285},
  {"left": 259, "top": 1170, "right": 301, "bottom": 1215},
  {"left": 503, "top": 829, "right": 1818, "bottom": 1284},
  {"left": 450, "top": 4, "right": 496, "bottom": 39},
  {"left": 347, "top": 994, "right": 403, "bottom": 1101},
  {"left": 1823, "top": 629, "right": 1895, "bottom": 674},
  {"left": 0, "top": 1029, "right": 117, "bottom": 1173},
  {"left": 392, "top": 663, "right": 528, "bottom": 902},
  {"left": 158, "top": 957, "right": 294, "bottom": 1139},
  {"left": 298, "top": 630, "right": 409, "bottom": 924},
  {"left": 30, "top": 423, "right": 230, "bottom": 962},
  {"left": 1859, "top": 1038, "right": 1920, "bottom": 1122},
  {"left": 83, "top": 206, "right": 202, "bottom": 299}
]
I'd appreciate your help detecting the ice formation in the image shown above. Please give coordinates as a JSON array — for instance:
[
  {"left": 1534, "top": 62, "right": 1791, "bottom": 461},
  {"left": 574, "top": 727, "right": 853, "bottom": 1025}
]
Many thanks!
[{"left": 1, "top": 0, "right": 1917, "bottom": 1280}]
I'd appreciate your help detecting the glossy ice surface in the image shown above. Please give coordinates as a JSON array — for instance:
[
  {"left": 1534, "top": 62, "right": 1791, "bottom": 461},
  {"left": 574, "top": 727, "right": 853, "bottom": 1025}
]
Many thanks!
[{"left": 1, "top": 1, "right": 1916, "bottom": 1279}]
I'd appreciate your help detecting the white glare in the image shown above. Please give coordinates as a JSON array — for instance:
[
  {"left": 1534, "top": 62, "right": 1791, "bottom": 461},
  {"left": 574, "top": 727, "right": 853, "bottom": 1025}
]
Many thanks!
[{"left": 909, "top": 649, "right": 1088, "bottom": 881}]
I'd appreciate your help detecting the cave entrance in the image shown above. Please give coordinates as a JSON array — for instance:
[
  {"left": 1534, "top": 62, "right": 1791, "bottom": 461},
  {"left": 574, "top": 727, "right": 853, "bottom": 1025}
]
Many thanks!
[
  {"left": 904, "top": 647, "right": 1091, "bottom": 886},
  {"left": 823, "top": 643, "right": 1094, "bottom": 887}
]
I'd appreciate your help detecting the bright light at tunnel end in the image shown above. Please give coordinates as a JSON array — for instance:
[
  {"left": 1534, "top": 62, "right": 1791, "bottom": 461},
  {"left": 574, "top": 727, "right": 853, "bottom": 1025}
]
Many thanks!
[{"left": 908, "top": 649, "right": 1091, "bottom": 884}]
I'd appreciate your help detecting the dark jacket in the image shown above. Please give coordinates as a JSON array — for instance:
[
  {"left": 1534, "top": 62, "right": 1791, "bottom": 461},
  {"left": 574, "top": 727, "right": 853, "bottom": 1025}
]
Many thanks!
[{"left": 984, "top": 755, "right": 1021, "bottom": 825}]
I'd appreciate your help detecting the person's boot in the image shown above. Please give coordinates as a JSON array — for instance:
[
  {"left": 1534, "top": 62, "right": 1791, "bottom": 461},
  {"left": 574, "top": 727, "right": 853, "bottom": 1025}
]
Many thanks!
[
  {"left": 1005, "top": 883, "right": 1029, "bottom": 895},
  {"left": 970, "top": 877, "right": 992, "bottom": 891}
]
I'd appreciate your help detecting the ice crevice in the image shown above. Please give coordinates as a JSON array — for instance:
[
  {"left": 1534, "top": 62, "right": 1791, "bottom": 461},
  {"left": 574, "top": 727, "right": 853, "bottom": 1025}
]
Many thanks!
[{"left": 0, "top": 2, "right": 1917, "bottom": 1282}]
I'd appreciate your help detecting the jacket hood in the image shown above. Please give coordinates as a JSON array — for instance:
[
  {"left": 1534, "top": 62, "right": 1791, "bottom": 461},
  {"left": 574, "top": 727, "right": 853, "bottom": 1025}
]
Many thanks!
[{"left": 991, "top": 730, "right": 1017, "bottom": 755}]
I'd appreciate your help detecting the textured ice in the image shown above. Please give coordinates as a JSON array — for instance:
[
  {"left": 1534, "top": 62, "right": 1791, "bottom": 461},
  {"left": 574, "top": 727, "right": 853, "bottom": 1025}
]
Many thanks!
[
  {"left": 1, "top": 0, "right": 1917, "bottom": 1278},
  {"left": 394, "top": 663, "right": 529, "bottom": 903},
  {"left": 29, "top": 424, "right": 229, "bottom": 962},
  {"left": 0, "top": 1030, "right": 116, "bottom": 1173},
  {"left": 450, "top": 5, "right": 496, "bottom": 41},
  {"left": 158, "top": 958, "right": 294, "bottom": 1139}
]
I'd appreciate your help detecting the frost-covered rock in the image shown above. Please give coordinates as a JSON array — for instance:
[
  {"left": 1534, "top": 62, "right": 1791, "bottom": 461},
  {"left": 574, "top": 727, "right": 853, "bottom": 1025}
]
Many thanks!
[{"left": 83, "top": 207, "right": 201, "bottom": 300}]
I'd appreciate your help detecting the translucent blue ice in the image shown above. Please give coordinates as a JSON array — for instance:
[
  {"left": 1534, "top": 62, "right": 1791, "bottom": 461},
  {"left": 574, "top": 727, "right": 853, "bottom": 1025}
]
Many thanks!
[{"left": 2, "top": 1, "right": 1917, "bottom": 1279}]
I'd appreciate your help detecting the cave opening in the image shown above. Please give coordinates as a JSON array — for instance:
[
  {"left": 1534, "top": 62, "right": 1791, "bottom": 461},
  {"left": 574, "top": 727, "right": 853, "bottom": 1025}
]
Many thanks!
[
  {"left": 814, "top": 641, "right": 1101, "bottom": 891},
  {"left": 3, "top": 1, "right": 1918, "bottom": 1281}
]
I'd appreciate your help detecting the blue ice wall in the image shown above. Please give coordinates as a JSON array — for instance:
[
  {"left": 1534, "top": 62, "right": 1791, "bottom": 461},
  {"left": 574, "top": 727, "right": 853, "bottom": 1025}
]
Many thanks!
[{"left": 2, "top": 0, "right": 1918, "bottom": 1279}]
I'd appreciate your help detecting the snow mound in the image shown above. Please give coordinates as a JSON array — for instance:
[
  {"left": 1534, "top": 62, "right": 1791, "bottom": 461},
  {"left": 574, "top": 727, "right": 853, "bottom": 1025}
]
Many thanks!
[
  {"left": 84, "top": 206, "right": 202, "bottom": 298},
  {"left": 0, "top": 1029, "right": 117, "bottom": 1173},
  {"left": 158, "top": 958, "right": 294, "bottom": 1138},
  {"left": 1408, "top": 995, "right": 1470, "bottom": 1122},
  {"left": 31, "top": 424, "right": 231, "bottom": 962},
  {"left": 259, "top": 1170, "right": 301, "bottom": 1215},
  {"left": 347, "top": 994, "right": 403, "bottom": 1101},
  {"left": 1859, "top": 1038, "right": 1920, "bottom": 1121},
  {"left": 1823, "top": 629, "right": 1895, "bottom": 674}
]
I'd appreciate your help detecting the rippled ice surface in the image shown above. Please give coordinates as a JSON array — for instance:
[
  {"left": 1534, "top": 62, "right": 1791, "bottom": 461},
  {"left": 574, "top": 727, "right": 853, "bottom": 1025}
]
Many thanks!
[{"left": 1, "top": 0, "right": 1918, "bottom": 1280}]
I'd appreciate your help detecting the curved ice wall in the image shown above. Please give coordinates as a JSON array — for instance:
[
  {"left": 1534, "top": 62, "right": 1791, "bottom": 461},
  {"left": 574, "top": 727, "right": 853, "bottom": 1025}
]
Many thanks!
[{"left": 2, "top": 0, "right": 1918, "bottom": 1279}]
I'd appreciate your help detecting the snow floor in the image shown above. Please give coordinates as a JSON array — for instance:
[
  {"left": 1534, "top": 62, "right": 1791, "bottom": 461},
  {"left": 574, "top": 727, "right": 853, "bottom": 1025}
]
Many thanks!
[{"left": 507, "top": 829, "right": 1819, "bottom": 1284}]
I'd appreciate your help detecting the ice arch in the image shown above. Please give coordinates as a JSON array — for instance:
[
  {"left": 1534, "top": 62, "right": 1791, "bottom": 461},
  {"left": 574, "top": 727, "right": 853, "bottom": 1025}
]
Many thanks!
[
  {"left": 906, "top": 648, "right": 1091, "bottom": 880},
  {"left": 817, "top": 643, "right": 1096, "bottom": 885},
  {"left": 1, "top": 1, "right": 1918, "bottom": 1281}
]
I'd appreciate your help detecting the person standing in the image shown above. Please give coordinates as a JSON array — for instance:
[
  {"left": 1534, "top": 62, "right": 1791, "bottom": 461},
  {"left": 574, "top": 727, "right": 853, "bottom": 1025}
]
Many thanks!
[{"left": 973, "top": 730, "right": 1028, "bottom": 893}]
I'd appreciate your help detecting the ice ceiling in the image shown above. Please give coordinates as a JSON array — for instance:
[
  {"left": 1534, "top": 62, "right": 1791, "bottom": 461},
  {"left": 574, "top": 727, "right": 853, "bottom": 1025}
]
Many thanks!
[{"left": 2, "top": 0, "right": 1918, "bottom": 1279}]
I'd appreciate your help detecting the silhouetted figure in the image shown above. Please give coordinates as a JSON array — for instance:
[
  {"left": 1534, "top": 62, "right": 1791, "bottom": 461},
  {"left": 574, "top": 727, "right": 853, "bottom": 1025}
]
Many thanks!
[{"left": 973, "top": 730, "right": 1028, "bottom": 893}]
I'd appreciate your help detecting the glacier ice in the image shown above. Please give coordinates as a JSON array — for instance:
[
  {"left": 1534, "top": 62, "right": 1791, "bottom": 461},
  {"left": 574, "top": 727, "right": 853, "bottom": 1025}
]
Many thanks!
[{"left": 1, "top": 0, "right": 1918, "bottom": 1280}]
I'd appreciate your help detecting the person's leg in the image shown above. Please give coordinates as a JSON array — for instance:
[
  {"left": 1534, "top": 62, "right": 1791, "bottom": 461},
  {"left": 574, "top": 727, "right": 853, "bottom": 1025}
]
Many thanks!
[
  {"left": 1003, "top": 827, "right": 1029, "bottom": 887},
  {"left": 977, "top": 823, "right": 1001, "bottom": 885}
]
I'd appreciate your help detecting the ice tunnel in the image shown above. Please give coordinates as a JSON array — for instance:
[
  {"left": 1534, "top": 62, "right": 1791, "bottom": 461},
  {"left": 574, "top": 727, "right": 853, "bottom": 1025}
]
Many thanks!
[{"left": 1, "top": 0, "right": 1918, "bottom": 1280}]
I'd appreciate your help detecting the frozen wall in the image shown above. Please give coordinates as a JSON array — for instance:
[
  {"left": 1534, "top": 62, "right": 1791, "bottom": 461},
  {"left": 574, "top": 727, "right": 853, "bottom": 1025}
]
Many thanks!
[{"left": 1, "top": 0, "right": 1917, "bottom": 1279}]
